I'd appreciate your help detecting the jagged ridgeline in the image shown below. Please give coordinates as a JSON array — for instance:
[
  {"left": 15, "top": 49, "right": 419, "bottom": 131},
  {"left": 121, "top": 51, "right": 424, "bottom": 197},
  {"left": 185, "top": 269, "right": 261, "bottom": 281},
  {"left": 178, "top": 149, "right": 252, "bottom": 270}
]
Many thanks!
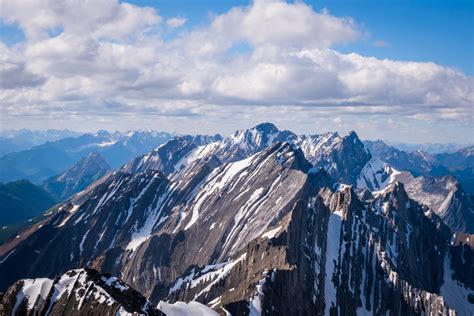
[{"left": 0, "top": 123, "right": 473, "bottom": 315}]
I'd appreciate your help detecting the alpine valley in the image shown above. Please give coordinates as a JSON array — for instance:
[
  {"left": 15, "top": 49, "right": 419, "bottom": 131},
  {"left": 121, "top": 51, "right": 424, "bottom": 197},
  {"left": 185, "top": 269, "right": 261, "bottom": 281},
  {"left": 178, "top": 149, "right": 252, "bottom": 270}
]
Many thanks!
[{"left": 0, "top": 123, "right": 472, "bottom": 316}]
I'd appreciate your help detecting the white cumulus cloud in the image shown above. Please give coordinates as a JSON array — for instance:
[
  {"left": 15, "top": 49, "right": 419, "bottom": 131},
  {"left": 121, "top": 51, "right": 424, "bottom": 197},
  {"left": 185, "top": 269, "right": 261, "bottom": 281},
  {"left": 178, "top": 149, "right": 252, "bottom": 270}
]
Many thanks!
[
  {"left": 167, "top": 17, "right": 187, "bottom": 28},
  {"left": 0, "top": 0, "right": 472, "bottom": 142}
]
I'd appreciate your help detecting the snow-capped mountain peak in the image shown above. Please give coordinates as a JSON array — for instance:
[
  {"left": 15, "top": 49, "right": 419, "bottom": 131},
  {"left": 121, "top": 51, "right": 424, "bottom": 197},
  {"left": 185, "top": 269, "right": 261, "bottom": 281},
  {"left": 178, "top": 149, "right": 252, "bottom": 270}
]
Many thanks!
[{"left": 356, "top": 157, "right": 404, "bottom": 192}]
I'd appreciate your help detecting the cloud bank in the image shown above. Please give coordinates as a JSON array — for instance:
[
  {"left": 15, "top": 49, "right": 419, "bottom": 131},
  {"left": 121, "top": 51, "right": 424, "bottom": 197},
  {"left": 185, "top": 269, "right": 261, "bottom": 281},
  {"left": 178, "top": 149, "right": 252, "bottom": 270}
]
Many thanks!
[{"left": 0, "top": 0, "right": 472, "bottom": 141}]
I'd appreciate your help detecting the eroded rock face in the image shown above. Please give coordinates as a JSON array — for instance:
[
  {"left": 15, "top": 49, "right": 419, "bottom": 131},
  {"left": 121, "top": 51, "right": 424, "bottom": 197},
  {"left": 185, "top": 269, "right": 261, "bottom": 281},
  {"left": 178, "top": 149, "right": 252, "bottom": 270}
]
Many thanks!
[
  {"left": 307, "top": 131, "right": 372, "bottom": 185},
  {"left": 164, "top": 183, "right": 472, "bottom": 315},
  {"left": 110, "top": 142, "right": 313, "bottom": 299},
  {"left": 0, "top": 143, "right": 309, "bottom": 290},
  {"left": 403, "top": 176, "right": 474, "bottom": 234},
  {"left": 0, "top": 269, "right": 160, "bottom": 316},
  {"left": 358, "top": 161, "right": 474, "bottom": 234},
  {"left": 449, "top": 233, "right": 474, "bottom": 292}
]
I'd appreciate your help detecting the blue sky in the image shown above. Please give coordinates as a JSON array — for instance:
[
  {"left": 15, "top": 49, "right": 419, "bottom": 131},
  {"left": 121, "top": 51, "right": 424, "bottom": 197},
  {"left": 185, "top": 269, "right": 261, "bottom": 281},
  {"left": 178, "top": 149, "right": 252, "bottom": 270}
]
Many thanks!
[
  {"left": 0, "top": 0, "right": 472, "bottom": 143},
  {"left": 327, "top": 0, "right": 474, "bottom": 75},
  {"left": 124, "top": 0, "right": 474, "bottom": 75}
]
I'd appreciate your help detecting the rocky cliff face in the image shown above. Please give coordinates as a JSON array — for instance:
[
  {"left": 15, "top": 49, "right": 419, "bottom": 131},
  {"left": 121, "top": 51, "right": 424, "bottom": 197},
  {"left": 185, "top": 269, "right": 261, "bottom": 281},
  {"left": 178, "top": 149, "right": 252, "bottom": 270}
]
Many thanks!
[
  {"left": 163, "top": 183, "right": 472, "bottom": 315},
  {"left": 357, "top": 161, "right": 474, "bottom": 234},
  {"left": 403, "top": 176, "right": 474, "bottom": 234},
  {"left": 122, "top": 136, "right": 200, "bottom": 175},
  {"left": 364, "top": 140, "right": 436, "bottom": 176},
  {"left": 305, "top": 131, "right": 372, "bottom": 185},
  {"left": 0, "top": 268, "right": 160, "bottom": 315},
  {"left": 0, "top": 124, "right": 473, "bottom": 315},
  {"left": 365, "top": 140, "right": 474, "bottom": 195}
]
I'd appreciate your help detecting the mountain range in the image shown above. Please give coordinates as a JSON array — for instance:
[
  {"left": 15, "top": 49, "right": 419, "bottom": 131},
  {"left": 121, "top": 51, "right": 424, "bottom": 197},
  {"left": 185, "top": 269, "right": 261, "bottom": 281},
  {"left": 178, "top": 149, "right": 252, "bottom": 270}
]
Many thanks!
[
  {"left": 391, "top": 142, "right": 470, "bottom": 155},
  {"left": 365, "top": 140, "right": 474, "bottom": 195},
  {"left": 0, "top": 130, "right": 174, "bottom": 184},
  {"left": 0, "top": 152, "right": 112, "bottom": 244},
  {"left": 0, "top": 123, "right": 472, "bottom": 315},
  {"left": 0, "top": 129, "right": 81, "bottom": 157}
]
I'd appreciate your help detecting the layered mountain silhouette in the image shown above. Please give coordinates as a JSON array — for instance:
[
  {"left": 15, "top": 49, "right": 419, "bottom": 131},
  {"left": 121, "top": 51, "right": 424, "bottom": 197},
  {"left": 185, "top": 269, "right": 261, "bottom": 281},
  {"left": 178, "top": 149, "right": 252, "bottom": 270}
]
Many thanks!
[
  {"left": 0, "top": 129, "right": 80, "bottom": 157},
  {"left": 0, "top": 123, "right": 472, "bottom": 315},
  {"left": 0, "top": 130, "right": 173, "bottom": 183},
  {"left": 365, "top": 140, "right": 474, "bottom": 195}
]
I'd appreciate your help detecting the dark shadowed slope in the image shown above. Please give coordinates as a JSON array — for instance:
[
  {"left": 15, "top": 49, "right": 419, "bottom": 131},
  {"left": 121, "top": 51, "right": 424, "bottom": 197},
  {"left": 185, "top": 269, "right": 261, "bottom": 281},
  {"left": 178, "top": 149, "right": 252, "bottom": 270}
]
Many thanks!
[{"left": 0, "top": 180, "right": 56, "bottom": 227}]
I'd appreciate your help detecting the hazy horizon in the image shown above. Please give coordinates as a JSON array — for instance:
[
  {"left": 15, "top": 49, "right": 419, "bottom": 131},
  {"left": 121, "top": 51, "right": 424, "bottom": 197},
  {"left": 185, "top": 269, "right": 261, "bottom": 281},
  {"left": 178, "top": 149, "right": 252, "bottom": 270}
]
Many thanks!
[{"left": 0, "top": 124, "right": 472, "bottom": 147}]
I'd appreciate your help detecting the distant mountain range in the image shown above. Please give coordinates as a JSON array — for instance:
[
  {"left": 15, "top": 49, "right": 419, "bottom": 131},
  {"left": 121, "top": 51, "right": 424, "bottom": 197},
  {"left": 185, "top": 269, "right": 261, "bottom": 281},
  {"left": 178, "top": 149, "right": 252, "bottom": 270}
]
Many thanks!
[
  {"left": 0, "top": 123, "right": 472, "bottom": 315},
  {"left": 0, "top": 153, "right": 110, "bottom": 244},
  {"left": 0, "top": 130, "right": 174, "bottom": 183},
  {"left": 365, "top": 140, "right": 474, "bottom": 194},
  {"left": 0, "top": 129, "right": 81, "bottom": 157},
  {"left": 390, "top": 142, "right": 470, "bottom": 154}
]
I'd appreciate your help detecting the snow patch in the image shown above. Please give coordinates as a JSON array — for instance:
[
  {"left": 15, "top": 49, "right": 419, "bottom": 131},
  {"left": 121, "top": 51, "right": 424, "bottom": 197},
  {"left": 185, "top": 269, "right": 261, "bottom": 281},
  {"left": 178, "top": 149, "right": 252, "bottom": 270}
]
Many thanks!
[
  {"left": 0, "top": 249, "right": 15, "bottom": 264},
  {"left": 357, "top": 158, "right": 401, "bottom": 192},
  {"left": 79, "top": 230, "right": 90, "bottom": 254},
  {"left": 115, "top": 306, "right": 133, "bottom": 315},
  {"left": 57, "top": 204, "right": 81, "bottom": 227},
  {"left": 169, "top": 253, "right": 247, "bottom": 300},
  {"left": 324, "top": 211, "right": 343, "bottom": 315},
  {"left": 14, "top": 278, "right": 54, "bottom": 312},
  {"left": 249, "top": 273, "right": 267, "bottom": 316},
  {"left": 157, "top": 301, "right": 218, "bottom": 316},
  {"left": 96, "top": 140, "right": 118, "bottom": 147},
  {"left": 184, "top": 156, "right": 253, "bottom": 230},
  {"left": 440, "top": 253, "right": 474, "bottom": 315},
  {"left": 262, "top": 226, "right": 282, "bottom": 239}
]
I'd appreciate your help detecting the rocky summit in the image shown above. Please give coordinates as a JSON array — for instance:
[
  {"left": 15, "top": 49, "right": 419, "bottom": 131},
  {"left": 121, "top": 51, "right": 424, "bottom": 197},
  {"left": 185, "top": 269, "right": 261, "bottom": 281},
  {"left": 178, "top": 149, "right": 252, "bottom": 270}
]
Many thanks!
[{"left": 0, "top": 123, "right": 472, "bottom": 315}]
